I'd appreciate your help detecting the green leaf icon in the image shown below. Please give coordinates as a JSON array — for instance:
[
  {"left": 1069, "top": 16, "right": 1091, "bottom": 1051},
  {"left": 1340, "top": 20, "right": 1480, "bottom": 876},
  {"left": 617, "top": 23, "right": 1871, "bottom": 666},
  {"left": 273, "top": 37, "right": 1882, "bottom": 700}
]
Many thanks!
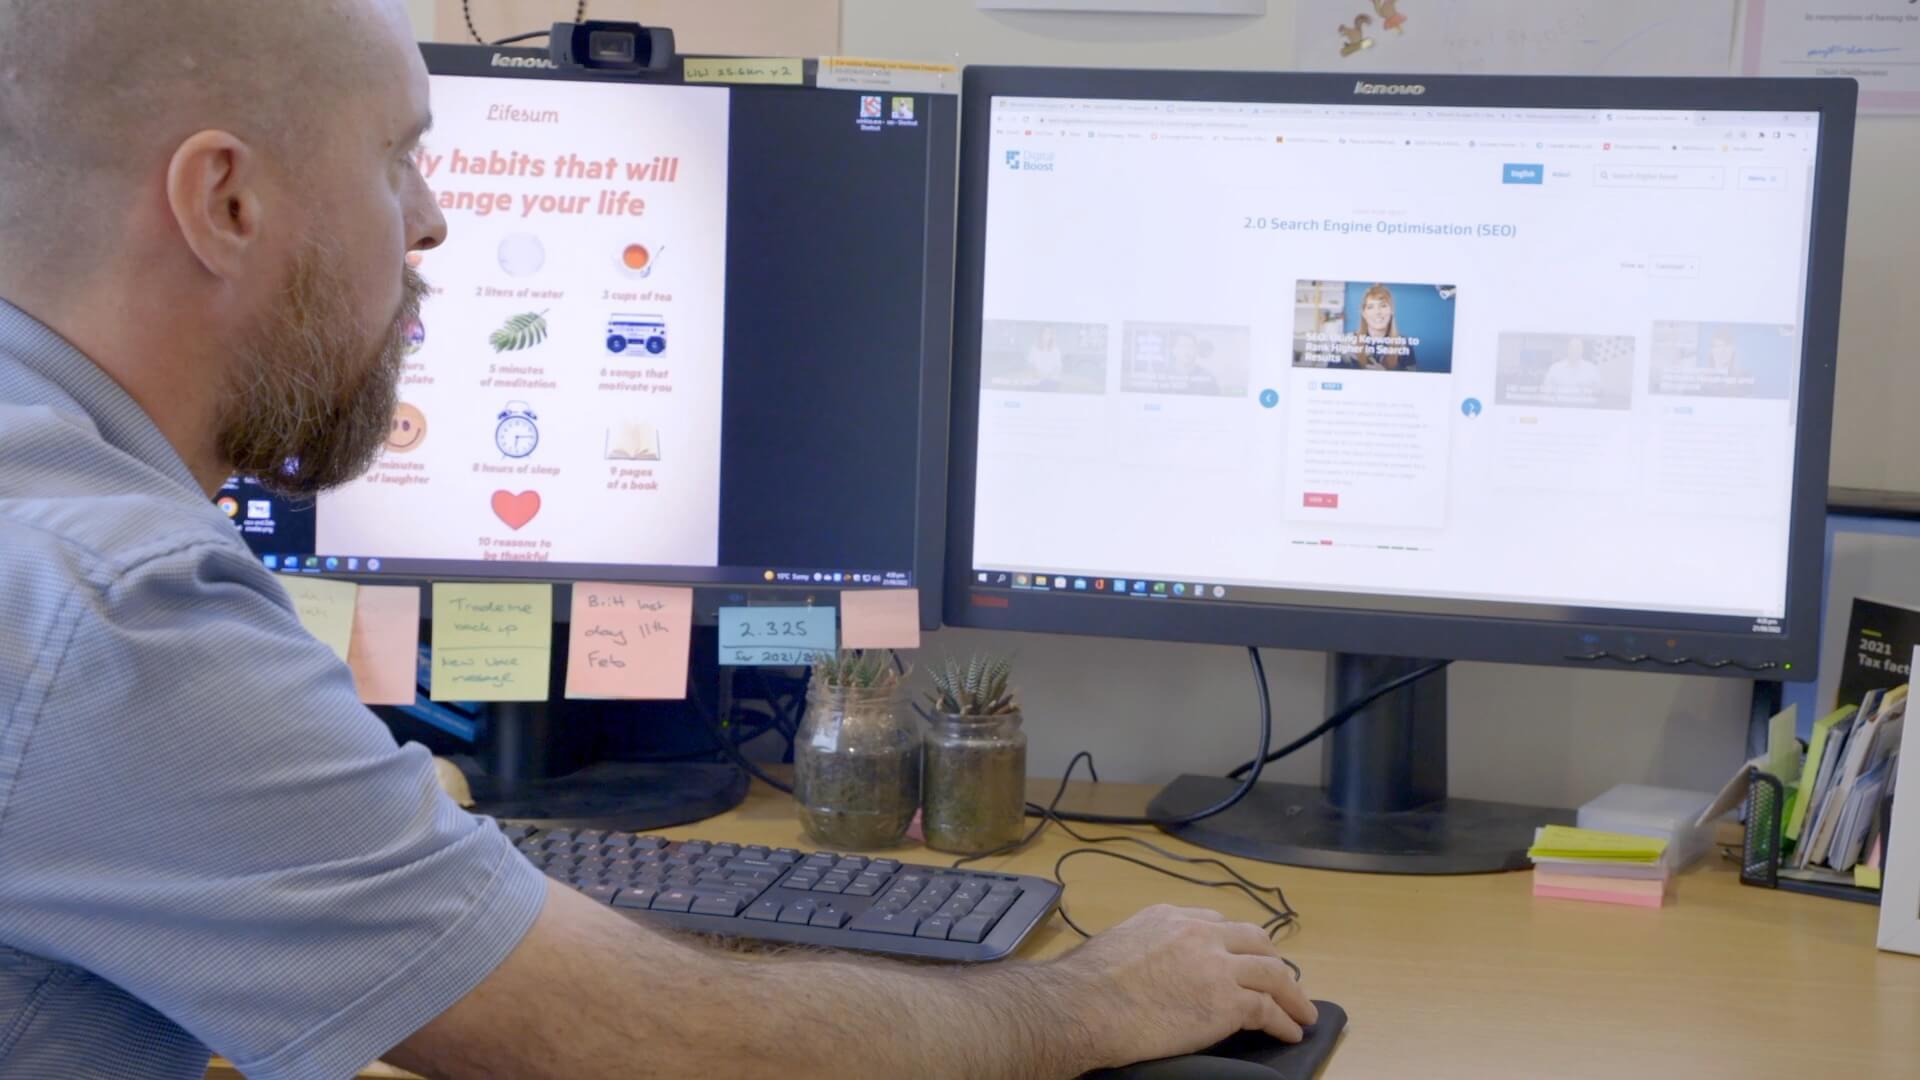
[{"left": 489, "top": 310, "right": 549, "bottom": 353}]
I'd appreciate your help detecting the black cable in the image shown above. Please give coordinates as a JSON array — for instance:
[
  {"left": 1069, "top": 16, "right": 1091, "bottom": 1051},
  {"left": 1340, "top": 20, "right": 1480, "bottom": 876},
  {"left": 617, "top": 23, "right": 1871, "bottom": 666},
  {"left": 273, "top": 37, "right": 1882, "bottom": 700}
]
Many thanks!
[
  {"left": 892, "top": 650, "right": 934, "bottom": 723},
  {"left": 687, "top": 673, "right": 793, "bottom": 795},
  {"left": 462, "top": 1, "right": 588, "bottom": 46},
  {"left": 1040, "top": 792, "right": 1301, "bottom": 941},
  {"left": 1053, "top": 849, "right": 1301, "bottom": 954},
  {"left": 961, "top": 750, "right": 1302, "bottom": 960},
  {"left": 1042, "top": 647, "right": 1272, "bottom": 828},
  {"left": 490, "top": 30, "right": 552, "bottom": 45},
  {"left": 751, "top": 667, "right": 803, "bottom": 741},
  {"left": 1226, "top": 659, "right": 1450, "bottom": 780},
  {"left": 951, "top": 751, "right": 1101, "bottom": 869}
]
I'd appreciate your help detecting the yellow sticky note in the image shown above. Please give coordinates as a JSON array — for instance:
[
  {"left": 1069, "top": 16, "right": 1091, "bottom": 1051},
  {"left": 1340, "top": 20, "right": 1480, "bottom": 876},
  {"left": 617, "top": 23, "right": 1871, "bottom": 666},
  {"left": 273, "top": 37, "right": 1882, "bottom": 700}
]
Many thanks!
[
  {"left": 431, "top": 584, "right": 553, "bottom": 702},
  {"left": 1766, "top": 705, "right": 1799, "bottom": 786},
  {"left": 1856, "top": 865, "right": 1883, "bottom": 890},
  {"left": 349, "top": 586, "right": 421, "bottom": 706},
  {"left": 683, "top": 57, "right": 804, "bottom": 85},
  {"left": 1526, "top": 825, "right": 1668, "bottom": 863},
  {"left": 282, "top": 576, "right": 358, "bottom": 662},
  {"left": 840, "top": 588, "right": 921, "bottom": 650},
  {"left": 564, "top": 584, "right": 693, "bottom": 701},
  {"left": 817, "top": 56, "right": 957, "bottom": 94}
]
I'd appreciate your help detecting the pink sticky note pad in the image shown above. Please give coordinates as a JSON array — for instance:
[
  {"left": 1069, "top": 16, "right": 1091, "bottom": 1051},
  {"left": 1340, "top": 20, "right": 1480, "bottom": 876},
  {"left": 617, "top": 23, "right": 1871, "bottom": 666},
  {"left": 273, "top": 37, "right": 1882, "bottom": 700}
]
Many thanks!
[
  {"left": 565, "top": 584, "right": 694, "bottom": 700},
  {"left": 348, "top": 585, "right": 421, "bottom": 706},
  {"left": 1532, "top": 870, "right": 1668, "bottom": 898},
  {"left": 840, "top": 588, "right": 921, "bottom": 650},
  {"left": 1532, "top": 882, "right": 1668, "bottom": 909}
]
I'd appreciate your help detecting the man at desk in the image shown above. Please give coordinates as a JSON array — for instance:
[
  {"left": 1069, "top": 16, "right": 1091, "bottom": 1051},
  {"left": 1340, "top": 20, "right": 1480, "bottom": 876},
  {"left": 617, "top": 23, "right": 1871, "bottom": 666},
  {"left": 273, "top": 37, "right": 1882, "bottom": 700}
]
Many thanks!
[{"left": 0, "top": 3, "right": 1315, "bottom": 1077}]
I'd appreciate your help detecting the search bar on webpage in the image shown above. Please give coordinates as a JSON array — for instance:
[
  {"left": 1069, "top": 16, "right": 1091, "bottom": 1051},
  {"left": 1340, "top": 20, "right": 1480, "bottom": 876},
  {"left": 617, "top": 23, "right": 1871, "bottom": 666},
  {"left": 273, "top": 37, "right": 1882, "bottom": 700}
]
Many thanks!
[{"left": 1592, "top": 165, "right": 1726, "bottom": 189}]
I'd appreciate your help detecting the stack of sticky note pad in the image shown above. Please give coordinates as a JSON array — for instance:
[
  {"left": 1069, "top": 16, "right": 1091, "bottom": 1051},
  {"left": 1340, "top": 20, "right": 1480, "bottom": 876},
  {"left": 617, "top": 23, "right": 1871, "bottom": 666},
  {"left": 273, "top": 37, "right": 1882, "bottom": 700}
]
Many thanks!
[{"left": 1527, "top": 825, "right": 1671, "bottom": 908}]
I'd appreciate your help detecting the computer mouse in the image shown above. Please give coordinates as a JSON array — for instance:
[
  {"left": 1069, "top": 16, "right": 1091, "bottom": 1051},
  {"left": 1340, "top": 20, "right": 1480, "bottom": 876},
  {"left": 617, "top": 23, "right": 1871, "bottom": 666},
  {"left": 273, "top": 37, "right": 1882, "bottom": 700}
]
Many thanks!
[
  {"left": 1097, "top": 1054, "right": 1283, "bottom": 1079},
  {"left": 1087, "top": 1000, "right": 1347, "bottom": 1079}
]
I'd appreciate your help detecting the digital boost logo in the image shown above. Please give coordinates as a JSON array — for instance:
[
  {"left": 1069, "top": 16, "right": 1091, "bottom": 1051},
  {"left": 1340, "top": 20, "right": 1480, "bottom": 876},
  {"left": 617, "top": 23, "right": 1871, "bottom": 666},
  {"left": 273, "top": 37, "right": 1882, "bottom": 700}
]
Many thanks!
[{"left": 1005, "top": 149, "right": 1056, "bottom": 173}]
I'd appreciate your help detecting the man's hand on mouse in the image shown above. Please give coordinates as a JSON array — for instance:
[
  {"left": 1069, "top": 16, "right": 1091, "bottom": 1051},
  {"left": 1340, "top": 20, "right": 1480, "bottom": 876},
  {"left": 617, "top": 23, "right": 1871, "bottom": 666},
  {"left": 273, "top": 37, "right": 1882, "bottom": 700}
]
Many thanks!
[{"left": 1055, "top": 904, "right": 1317, "bottom": 1069}]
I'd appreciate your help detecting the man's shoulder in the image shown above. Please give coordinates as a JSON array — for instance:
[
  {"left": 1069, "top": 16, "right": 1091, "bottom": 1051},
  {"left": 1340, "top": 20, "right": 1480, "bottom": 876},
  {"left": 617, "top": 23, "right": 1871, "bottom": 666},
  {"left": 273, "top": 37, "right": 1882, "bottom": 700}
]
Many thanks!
[{"left": 0, "top": 400, "right": 255, "bottom": 595}]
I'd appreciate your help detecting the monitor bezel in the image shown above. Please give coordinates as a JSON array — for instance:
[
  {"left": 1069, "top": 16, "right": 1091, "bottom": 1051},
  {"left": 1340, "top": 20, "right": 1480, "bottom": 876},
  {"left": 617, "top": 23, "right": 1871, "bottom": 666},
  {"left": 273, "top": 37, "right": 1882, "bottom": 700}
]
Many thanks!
[{"left": 943, "top": 65, "right": 1857, "bottom": 677}]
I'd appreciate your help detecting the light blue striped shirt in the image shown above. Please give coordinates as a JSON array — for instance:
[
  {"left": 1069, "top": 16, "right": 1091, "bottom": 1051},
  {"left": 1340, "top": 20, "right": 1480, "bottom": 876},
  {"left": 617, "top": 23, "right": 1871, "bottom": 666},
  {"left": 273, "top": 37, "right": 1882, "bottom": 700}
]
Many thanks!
[{"left": 0, "top": 299, "right": 548, "bottom": 1079}]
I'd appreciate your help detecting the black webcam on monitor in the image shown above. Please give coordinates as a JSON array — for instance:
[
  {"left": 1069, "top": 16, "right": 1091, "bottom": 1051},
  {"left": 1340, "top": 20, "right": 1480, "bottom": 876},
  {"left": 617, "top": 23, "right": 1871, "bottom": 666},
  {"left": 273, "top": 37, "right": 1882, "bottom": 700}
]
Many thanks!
[{"left": 550, "top": 20, "right": 676, "bottom": 74}]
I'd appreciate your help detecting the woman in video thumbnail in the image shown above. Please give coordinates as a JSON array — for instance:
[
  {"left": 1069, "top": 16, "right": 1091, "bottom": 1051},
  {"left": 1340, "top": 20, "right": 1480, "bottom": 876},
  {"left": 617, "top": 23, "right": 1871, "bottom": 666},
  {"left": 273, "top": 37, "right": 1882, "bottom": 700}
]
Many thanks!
[
  {"left": 1352, "top": 283, "right": 1415, "bottom": 370},
  {"left": 1025, "top": 325, "right": 1064, "bottom": 383}
]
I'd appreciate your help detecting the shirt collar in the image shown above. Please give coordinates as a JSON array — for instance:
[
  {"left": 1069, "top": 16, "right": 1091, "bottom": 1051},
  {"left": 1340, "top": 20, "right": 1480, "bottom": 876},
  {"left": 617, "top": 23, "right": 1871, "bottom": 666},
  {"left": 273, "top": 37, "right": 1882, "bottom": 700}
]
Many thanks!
[{"left": 0, "top": 297, "right": 204, "bottom": 497}]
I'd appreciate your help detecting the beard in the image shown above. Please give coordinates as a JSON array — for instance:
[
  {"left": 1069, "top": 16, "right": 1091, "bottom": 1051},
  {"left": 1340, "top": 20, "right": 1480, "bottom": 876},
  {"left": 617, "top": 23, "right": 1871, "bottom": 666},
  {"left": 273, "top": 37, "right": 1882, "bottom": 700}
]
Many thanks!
[{"left": 217, "top": 247, "right": 426, "bottom": 498}]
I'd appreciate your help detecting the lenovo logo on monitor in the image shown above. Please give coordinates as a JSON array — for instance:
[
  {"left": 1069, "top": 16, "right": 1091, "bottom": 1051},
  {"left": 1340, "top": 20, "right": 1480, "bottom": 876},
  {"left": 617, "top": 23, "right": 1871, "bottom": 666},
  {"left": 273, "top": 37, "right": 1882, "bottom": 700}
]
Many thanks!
[
  {"left": 492, "top": 53, "right": 559, "bottom": 70},
  {"left": 1353, "top": 81, "right": 1425, "bottom": 96}
]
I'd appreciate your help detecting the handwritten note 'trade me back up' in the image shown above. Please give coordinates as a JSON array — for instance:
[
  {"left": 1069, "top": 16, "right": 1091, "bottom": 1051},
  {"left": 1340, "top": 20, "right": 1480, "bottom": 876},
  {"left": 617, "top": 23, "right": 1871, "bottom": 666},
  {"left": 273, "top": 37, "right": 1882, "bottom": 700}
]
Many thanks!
[
  {"left": 565, "top": 584, "right": 694, "bottom": 700},
  {"left": 430, "top": 584, "right": 554, "bottom": 702}
]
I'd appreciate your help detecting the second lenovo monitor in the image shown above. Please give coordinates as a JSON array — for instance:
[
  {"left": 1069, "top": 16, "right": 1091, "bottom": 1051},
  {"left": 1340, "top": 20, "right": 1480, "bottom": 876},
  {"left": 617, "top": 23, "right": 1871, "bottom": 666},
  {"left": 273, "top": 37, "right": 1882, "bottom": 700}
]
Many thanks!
[
  {"left": 230, "top": 47, "right": 956, "bottom": 626},
  {"left": 947, "top": 67, "right": 1854, "bottom": 673}
]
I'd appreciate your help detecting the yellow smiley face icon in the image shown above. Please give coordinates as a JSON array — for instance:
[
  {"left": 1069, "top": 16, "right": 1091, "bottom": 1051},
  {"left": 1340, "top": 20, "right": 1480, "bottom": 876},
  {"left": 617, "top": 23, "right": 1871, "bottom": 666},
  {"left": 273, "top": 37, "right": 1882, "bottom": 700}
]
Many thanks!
[{"left": 388, "top": 403, "right": 428, "bottom": 453}]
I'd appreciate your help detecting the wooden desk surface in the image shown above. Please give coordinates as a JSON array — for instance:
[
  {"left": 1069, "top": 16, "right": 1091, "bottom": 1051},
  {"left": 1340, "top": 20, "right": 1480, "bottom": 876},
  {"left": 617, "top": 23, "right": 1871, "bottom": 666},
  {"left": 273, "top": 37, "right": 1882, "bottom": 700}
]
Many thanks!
[{"left": 214, "top": 779, "right": 1920, "bottom": 1079}]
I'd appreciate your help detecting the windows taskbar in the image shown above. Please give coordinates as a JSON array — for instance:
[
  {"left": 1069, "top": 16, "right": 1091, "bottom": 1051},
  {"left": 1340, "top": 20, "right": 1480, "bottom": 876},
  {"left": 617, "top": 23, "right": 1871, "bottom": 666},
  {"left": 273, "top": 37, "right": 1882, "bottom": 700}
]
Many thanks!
[
  {"left": 257, "top": 555, "right": 913, "bottom": 589},
  {"left": 967, "top": 567, "right": 1779, "bottom": 632}
]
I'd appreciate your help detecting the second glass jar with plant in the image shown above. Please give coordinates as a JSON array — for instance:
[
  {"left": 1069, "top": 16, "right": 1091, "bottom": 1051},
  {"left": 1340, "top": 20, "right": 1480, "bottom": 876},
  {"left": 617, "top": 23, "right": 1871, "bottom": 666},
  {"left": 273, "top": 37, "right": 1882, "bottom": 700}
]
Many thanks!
[{"left": 922, "top": 655, "right": 1029, "bottom": 855}]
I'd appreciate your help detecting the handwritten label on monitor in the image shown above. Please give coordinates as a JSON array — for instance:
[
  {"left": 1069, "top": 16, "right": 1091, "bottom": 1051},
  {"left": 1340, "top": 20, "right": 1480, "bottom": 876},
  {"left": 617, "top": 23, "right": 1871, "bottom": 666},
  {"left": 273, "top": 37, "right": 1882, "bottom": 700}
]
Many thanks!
[
  {"left": 719, "top": 606, "right": 836, "bottom": 667},
  {"left": 431, "top": 583, "right": 553, "bottom": 701},
  {"left": 565, "top": 584, "right": 693, "bottom": 700},
  {"left": 683, "top": 57, "right": 804, "bottom": 85},
  {"left": 349, "top": 585, "right": 422, "bottom": 706},
  {"left": 840, "top": 588, "right": 921, "bottom": 650},
  {"left": 282, "top": 576, "right": 358, "bottom": 662}
]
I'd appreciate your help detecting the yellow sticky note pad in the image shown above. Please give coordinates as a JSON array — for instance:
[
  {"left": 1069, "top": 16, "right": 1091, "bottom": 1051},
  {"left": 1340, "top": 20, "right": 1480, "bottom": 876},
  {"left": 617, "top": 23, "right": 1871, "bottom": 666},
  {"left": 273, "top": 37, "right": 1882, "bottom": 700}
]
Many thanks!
[
  {"left": 564, "top": 584, "right": 694, "bottom": 701},
  {"left": 282, "top": 576, "right": 358, "bottom": 662},
  {"left": 1527, "top": 825, "right": 1668, "bottom": 863},
  {"left": 840, "top": 588, "right": 921, "bottom": 650},
  {"left": 683, "top": 57, "right": 804, "bottom": 85},
  {"left": 431, "top": 583, "right": 553, "bottom": 702}
]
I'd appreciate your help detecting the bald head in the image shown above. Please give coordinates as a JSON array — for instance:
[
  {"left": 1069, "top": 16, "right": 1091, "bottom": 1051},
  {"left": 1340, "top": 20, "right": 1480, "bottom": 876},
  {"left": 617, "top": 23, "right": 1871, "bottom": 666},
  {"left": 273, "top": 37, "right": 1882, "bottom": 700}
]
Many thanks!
[
  {"left": 0, "top": 0, "right": 446, "bottom": 498},
  {"left": 0, "top": 0, "right": 416, "bottom": 272}
]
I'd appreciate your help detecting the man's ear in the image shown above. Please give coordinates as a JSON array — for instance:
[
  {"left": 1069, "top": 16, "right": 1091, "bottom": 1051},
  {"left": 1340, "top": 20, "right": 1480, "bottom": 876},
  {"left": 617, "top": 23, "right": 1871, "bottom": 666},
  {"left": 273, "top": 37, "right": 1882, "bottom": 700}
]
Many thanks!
[{"left": 165, "top": 130, "right": 263, "bottom": 280}]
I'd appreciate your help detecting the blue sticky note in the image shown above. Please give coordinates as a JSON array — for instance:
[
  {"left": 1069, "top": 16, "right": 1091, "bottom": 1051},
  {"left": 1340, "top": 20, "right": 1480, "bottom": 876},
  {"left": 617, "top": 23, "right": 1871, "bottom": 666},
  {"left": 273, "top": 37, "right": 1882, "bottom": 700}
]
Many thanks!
[{"left": 718, "top": 606, "right": 837, "bottom": 667}]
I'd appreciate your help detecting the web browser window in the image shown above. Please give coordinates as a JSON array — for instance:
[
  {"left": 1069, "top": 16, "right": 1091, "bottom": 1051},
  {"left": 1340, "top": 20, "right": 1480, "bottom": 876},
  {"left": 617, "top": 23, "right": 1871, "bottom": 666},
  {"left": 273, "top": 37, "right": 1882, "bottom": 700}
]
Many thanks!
[{"left": 973, "top": 98, "right": 1819, "bottom": 622}]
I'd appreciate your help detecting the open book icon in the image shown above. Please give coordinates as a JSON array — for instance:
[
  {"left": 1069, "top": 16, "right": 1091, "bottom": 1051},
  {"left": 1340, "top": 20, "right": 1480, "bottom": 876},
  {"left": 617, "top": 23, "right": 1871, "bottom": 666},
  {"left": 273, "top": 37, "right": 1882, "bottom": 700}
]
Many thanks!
[{"left": 605, "top": 424, "right": 662, "bottom": 461}]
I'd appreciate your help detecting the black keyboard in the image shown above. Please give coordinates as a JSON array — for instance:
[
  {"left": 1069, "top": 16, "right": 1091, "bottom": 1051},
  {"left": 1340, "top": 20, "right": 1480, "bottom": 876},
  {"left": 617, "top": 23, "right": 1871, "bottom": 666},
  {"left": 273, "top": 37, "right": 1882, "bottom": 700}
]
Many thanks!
[{"left": 502, "top": 822, "right": 1062, "bottom": 962}]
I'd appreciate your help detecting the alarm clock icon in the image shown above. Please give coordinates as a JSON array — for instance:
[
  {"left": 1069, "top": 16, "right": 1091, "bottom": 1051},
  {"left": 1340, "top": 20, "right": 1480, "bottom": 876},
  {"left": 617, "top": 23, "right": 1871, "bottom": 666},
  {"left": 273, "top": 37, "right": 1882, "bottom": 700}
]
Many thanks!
[{"left": 495, "top": 401, "right": 540, "bottom": 459}]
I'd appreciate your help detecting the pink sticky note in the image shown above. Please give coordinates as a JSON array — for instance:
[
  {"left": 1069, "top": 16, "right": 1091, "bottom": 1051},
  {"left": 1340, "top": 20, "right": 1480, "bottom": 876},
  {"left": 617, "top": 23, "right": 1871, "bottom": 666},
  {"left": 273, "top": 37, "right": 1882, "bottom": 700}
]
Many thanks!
[
  {"left": 1532, "top": 882, "right": 1668, "bottom": 909},
  {"left": 565, "top": 584, "right": 693, "bottom": 700},
  {"left": 348, "top": 586, "right": 421, "bottom": 706},
  {"left": 839, "top": 588, "right": 921, "bottom": 650}
]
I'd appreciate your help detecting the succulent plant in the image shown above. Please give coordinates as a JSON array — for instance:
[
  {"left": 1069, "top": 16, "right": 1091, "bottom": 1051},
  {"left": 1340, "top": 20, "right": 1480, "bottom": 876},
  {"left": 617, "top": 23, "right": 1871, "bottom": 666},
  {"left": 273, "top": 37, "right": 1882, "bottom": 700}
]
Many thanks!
[
  {"left": 811, "top": 649, "right": 900, "bottom": 690},
  {"left": 927, "top": 654, "right": 1017, "bottom": 717}
]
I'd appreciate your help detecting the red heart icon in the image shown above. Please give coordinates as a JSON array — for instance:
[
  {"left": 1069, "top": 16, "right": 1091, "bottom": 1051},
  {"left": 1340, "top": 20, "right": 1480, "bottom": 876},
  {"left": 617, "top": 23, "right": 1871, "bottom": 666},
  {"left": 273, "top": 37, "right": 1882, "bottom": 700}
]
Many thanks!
[{"left": 491, "top": 490, "right": 541, "bottom": 530}]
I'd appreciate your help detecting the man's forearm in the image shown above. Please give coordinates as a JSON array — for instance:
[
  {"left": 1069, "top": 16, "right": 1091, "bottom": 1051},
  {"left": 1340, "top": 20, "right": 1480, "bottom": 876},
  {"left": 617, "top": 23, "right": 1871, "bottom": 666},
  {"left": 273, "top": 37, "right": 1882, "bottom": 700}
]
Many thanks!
[
  {"left": 392, "top": 881, "right": 1108, "bottom": 1080},
  {"left": 725, "top": 945, "right": 1103, "bottom": 1078}
]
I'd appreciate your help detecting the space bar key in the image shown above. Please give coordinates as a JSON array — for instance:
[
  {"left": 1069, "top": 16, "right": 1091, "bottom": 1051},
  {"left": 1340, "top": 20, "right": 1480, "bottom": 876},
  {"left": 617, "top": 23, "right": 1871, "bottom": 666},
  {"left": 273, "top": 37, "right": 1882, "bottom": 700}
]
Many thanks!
[{"left": 848, "top": 910, "right": 921, "bottom": 936}]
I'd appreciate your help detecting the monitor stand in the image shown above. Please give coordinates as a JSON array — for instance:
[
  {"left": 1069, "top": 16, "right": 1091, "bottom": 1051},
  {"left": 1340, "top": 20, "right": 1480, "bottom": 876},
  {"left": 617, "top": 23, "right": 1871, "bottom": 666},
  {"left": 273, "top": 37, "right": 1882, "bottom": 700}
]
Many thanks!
[
  {"left": 456, "top": 618, "right": 748, "bottom": 826},
  {"left": 1146, "top": 653, "right": 1574, "bottom": 874},
  {"left": 461, "top": 701, "right": 749, "bottom": 832}
]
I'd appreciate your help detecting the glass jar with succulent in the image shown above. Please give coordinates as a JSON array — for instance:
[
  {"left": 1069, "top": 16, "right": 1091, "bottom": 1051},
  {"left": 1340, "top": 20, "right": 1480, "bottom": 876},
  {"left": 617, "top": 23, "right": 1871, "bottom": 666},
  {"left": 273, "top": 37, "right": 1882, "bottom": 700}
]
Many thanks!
[
  {"left": 792, "top": 650, "right": 921, "bottom": 850},
  {"left": 921, "top": 655, "right": 1029, "bottom": 855}
]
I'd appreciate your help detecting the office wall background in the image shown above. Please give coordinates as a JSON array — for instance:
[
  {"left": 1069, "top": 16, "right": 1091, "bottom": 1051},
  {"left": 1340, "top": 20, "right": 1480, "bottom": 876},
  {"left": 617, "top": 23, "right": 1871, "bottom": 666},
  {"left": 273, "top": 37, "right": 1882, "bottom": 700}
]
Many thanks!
[{"left": 415, "top": 0, "right": 1915, "bottom": 807}]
